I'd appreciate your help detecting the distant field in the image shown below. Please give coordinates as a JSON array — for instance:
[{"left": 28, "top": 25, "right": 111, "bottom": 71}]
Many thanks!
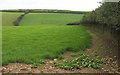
[
  {"left": 2, "top": 12, "right": 23, "bottom": 26},
  {"left": 2, "top": 13, "right": 92, "bottom": 65},
  {"left": 20, "top": 13, "right": 84, "bottom": 26}
]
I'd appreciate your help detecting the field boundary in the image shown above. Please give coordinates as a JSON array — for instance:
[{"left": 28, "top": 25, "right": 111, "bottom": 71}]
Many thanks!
[
  {"left": 13, "top": 12, "right": 28, "bottom": 26},
  {"left": 0, "top": 9, "right": 90, "bottom": 14},
  {"left": 29, "top": 12, "right": 88, "bottom": 14}
]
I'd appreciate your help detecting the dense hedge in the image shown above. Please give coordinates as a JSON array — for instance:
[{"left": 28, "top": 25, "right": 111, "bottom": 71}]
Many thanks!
[
  {"left": 81, "top": 2, "right": 120, "bottom": 50},
  {"left": 81, "top": 2, "right": 120, "bottom": 36},
  {"left": 13, "top": 11, "right": 29, "bottom": 26},
  {"left": 81, "top": 2, "right": 120, "bottom": 31}
]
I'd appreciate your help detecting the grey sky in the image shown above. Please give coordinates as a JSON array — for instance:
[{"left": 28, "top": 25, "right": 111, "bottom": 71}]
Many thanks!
[{"left": 0, "top": 0, "right": 102, "bottom": 11}]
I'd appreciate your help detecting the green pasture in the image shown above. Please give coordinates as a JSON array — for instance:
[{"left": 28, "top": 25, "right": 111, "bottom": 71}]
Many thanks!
[
  {"left": 20, "top": 13, "right": 84, "bottom": 26},
  {"left": 2, "top": 13, "right": 92, "bottom": 65}
]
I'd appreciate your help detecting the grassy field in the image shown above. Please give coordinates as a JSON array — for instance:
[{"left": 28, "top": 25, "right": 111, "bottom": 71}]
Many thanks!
[
  {"left": 2, "top": 13, "right": 92, "bottom": 65},
  {"left": 20, "top": 13, "right": 84, "bottom": 26},
  {"left": 2, "top": 12, "right": 23, "bottom": 26}
]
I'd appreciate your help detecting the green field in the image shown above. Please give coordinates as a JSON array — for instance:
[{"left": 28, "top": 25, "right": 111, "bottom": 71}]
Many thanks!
[
  {"left": 20, "top": 13, "right": 84, "bottom": 26},
  {"left": 2, "top": 13, "right": 92, "bottom": 65},
  {"left": 2, "top": 12, "right": 23, "bottom": 26}
]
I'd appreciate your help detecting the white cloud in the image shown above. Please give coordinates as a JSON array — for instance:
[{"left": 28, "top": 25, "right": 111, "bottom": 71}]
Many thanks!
[{"left": 0, "top": 0, "right": 102, "bottom": 11}]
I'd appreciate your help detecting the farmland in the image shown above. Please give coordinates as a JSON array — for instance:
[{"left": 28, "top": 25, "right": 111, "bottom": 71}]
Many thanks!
[
  {"left": 2, "top": 12, "right": 23, "bottom": 26},
  {"left": 2, "top": 12, "right": 92, "bottom": 65},
  {"left": 20, "top": 13, "right": 84, "bottom": 26},
  {"left": 1, "top": 2, "right": 120, "bottom": 73}
]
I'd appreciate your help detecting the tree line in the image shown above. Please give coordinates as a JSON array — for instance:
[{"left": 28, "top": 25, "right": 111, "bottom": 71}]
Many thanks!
[
  {"left": 1, "top": 9, "right": 90, "bottom": 14},
  {"left": 80, "top": 2, "right": 120, "bottom": 50},
  {"left": 81, "top": 2, "right": 120, "bottom": 31}
]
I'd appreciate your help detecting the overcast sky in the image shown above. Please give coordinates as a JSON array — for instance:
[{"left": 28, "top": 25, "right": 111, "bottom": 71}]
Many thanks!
[{"left": 0, "top": 0, "right": 102, "bottom": 11}]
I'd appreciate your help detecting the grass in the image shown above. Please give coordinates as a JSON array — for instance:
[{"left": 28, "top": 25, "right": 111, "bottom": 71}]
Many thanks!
[
  {"left": 20, "top": 13, "right": 84, "bottom": 26},
  {"left": 2, "top": 13, "right": 92, "bottom": 65},
  {"left": 2, "top": 12, "right": 23, "bottom": 26},
  {"left": 2, "top": 25, "right": 92, "bottom": 65}
]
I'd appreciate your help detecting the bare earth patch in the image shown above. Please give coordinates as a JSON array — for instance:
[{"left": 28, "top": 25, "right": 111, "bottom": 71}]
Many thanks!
[{"left": 1, "top": 30, "right": 120, "bottom": 74}]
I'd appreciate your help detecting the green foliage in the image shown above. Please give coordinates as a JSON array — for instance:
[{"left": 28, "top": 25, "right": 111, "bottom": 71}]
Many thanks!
[
  {"left": 31, "top": 60, "right": 45, "bottom": 68},
  {"left": 71, "top": 53, "right": 81, "bottom": 57},
  {"left": 55, "top": 54, "right": 108, "bottom": 70},
  {"left": 1, "top": 9, "right": 91, "bottom": 14},
  {"left": 118, "top": 67, "right": 120, "bottom": 71},
  {"left": 27, "top": 71, "right": 32, "bottom": 74},
  {"left": 40, "top": 70, "right": 44, "bottom": 73},
  {"left": 81, "top": 2, "right": 120, "bottom": 31},
  {"left": 20, "top": 67, "right": 27, "bottom": 70},
  {"left": 31, "top": 62, "right": 39, "bottom": 68},
  {"left": 71, "top": 54, "right": 77, "bottom": 57},
  {"left": 39, "top": 59, "right": 46, "bottom": 64},
  {"left": 58, "top": 55, "right": 64, "bottom": 60}
]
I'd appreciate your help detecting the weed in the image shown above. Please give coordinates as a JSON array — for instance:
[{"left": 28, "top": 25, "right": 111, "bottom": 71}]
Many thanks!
[
  {"left": 71, "top": 54, "right": 78, "bottom": 57},
  {"left": 31, "top": 62, "right": 39, "bottom": 68},
  {"left": 27, "top": 71, "right": 32, "bottom": 74},
  {"left": 40, "top": 70, "right": 44, "bottom": 73},
  {"left": 58, "top": 55, "right": 64, "bottom": 60},
  {"left": 56, "top": 54, "right": 109, "bottom": 70},
  {"left": 20, "top": 67, "right": 27, "bottom": 70}
]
